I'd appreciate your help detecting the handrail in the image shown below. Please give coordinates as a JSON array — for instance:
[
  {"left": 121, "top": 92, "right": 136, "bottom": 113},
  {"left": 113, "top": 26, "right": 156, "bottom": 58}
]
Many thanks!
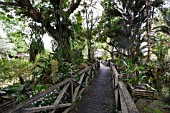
[
  {"left": 110, "top": 62, "right": 139, "bottom": 113},
  {"left": 8, "top": 62, "right": 100, "bottom": 113},
  {"left": 11, "top": 78, "right": 71, "bottom": 113}
]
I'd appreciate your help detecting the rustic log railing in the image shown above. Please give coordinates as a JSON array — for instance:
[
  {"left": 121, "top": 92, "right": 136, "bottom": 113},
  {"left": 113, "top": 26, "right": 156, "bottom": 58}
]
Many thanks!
[
  {"left": 110, "top": 62, "right": 139, "bottom": 113},
  {"left": 8, "top": 62, "right": 100, "bottom": 113}
]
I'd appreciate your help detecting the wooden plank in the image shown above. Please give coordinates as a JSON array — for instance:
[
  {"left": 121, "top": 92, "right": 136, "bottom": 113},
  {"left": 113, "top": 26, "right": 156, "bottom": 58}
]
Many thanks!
[
  {"left": 70, "top": 78, "right": 74, "bottom": 103},
  {"left": 111, "top": 63, "right": 119, "bottom": 110},
  {"left": 74, "top": 62, "right": 97, "bottom": 77},
  {"left": 0, "top": 101, "right": 15, "bottom": 113},
  {"left": 112, "top": 79, "right": 115, "bottom": 89},
  {"left": 112, "top": 66, "right": 118, "bottom": 89},
  {"left": 24, "top": 105, "right": 54, "bottom": 113},
  {"left": 52, "top": 83, "right": 71, "bottom": 113},
  {"left": 91, "top": 69, "right": 95, "bottom": 79},
  {"left": 78, "top": 66, "right": 90, "bottom": 75},
  {"left": 24, "top": 103, "right": 72, "bottom": 113},
  {"left": 0, "top": 100, "right": 14, "bottom": 108},
  {"left": 62, "top": 106, "right": 73, "bottom": 113},
  {"left": 92, "top": 68, "right": 95, "bottom": 75},
  {"left": 72, "top": 85, "right": 80, "bottom": 102},
  {"left": 115, "top": 88, "right": 119, "bottom": 109},
  {"left": 78, "top": 72, "right": 85, "bottom": 85},
  {"left": 11, "top": 78, "right": 71, "bottom": 113},
  {"left": 85, "top": 76, "right": 89, "bottom": 87},
  {"left": 87, "top": 67, "right": 92, "bottom": 76},
  {"left": 119, "top": 88, "right": 128, "bottom": 113},
  {"left": 118, "top": 81, "right": 139, "bottom": 113},
  {"left": 110, "top": 62, "right": 114, "bottom": 69},
  {"left": 111, "top": 71, "right": 115, "bottom": 88},
  {"left": 79, "top": 88, "right": 85, "bottom": 96}
]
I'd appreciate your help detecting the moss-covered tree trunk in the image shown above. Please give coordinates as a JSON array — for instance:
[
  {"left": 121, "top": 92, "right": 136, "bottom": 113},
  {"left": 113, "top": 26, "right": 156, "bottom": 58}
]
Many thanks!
[{"left": 57, "top": 36, "right": 72, "bottom": 62}]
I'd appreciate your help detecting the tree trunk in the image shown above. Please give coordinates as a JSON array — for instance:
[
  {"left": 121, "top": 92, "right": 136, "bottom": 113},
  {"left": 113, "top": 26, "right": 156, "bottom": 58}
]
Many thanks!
[
  {"left": 52, "top": 29, "right": 72, "bottom": 62},
  {"left": 87, "top": 39, "right": 91, "bottom": 61},
  {"left": 49, "top": 22, "right": 72, "bottom": 62},
  {"left": 58, "top": 36, "right": 72, "bottom": 62},
  {"left": 146, "top": 0, "right": 151, "bottom": 62}
]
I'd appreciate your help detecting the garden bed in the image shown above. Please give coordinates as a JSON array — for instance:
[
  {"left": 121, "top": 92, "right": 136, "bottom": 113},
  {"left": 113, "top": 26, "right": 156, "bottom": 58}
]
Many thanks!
[{"left": 128, "top": 83, "right": 158, "bottom": 99}]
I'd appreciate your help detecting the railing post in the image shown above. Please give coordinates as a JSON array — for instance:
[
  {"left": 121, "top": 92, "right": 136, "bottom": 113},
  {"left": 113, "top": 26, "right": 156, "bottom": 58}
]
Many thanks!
[
  {"left": 97, "top": 61, "right": 100, "bottom": 69},
  {"left": 68, "top": 72, "right": 74, "bottom": 103}
]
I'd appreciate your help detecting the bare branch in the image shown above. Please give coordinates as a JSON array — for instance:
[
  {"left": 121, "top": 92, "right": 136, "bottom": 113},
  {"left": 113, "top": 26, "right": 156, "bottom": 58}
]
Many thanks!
[
  {"left": 70, "top": 0, "right": 75, "bottom": 7},
  {"left": 68, "top": 0, "right": 81, "bottom": 15},
  {"left": 107, "top": 42, "right": 129, "bottom": 57},
  {"left": 102, "top": 47, "right": 112, "bottom": 53}
]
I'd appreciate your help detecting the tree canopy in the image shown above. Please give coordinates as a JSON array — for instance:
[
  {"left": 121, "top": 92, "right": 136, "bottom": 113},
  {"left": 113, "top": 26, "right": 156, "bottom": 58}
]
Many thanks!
[{"left": 0, "top": 0, "right": 82, "bottom": 62}]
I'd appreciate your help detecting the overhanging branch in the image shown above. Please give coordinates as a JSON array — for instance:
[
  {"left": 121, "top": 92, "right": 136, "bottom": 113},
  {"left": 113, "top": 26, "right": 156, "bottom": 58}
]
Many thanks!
[
  {"left": 50, "top": 0, "right": 61, "bottom": 8},
  {"left": 102, "top": 47, "right": 112, "bottom": 53},
  {"left": 107, "top": 42, "right": 128, "bottom": 57},
  {"left": 68, "top": 0, "right": 81, "bottom": 15},
  {"left": 0, "top": 0, "right": 55, "bottom": 39},
  {"left": 0, "top": 1, "right": 20, "bottom": 7}
]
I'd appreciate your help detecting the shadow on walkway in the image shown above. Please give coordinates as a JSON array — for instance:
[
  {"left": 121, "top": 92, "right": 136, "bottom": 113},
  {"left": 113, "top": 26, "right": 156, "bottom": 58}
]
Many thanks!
[{"left": 70, "top": 63, "right": 116, "bottom": 113}]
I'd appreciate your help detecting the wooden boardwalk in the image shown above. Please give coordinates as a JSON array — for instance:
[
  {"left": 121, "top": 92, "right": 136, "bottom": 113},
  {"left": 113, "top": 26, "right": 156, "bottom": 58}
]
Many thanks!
[
  {"left": 70, "top": 64, "right": 116, "bottom": 113},
  {"left": 3, "top": 62, "right": 139, "bottom": 113}
]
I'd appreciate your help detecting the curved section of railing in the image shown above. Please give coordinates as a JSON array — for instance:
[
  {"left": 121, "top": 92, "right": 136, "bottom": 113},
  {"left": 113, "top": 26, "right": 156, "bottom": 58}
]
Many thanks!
[
  {"left": 110, "top": 62, "right": 139, "bottom": 113},
  {"left": 7, "top": 62, "right": 100, "bottom": 113}
]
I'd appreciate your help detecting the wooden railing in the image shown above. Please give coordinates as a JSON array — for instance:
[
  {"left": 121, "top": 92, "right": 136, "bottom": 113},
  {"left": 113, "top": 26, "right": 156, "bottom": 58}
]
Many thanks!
[
  {"left": 110, "top": 62, "right": 139, "bottom": 113},
  {"left": 8, "top": 62, "right": 100, "bottom": 113}
]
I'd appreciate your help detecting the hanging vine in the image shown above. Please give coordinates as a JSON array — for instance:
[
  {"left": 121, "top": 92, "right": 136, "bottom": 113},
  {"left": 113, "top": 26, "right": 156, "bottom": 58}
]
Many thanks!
[{"left": 29, "top": 22, "right": 45, "bottom": 62}]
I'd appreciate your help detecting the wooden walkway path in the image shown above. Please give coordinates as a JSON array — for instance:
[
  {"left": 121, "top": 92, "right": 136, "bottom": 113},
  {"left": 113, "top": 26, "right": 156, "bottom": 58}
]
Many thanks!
[{"left": 70, "top": 64, "right": 116, "bottom": 113}]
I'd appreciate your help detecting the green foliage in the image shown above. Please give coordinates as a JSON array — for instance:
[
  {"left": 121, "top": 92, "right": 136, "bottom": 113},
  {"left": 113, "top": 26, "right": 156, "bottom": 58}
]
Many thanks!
[
  {"left": 29, "top": 22, "right": 45, "bottom": 62},
  {"left": 3, "top": 84, "right": 24, "bottom": 93},
  {"left": 0, "top": 36, "right": 16, "bottom": 55},
  {"left": 58, "top": 61, "right": 72, "bottom": 74},
  {"left": 0, "top": 83, "right": 49, "bottom": 104},
  {"left": 115, "top": 55, "right": 124, "bottom": 67},
  {"left": 155, "top": 8, "right": 170, "bottom": 35},
  {"left": 0, "top": 54, "right": 59, "bottom": 84},
  {"left": 29, "top": 85, "right": 58, "bottom": 109},
  {"left": 0, "top": 10, "right": 28, "bottom": 53},
  {"left": 72, "top": 11, "right": 83, "bottom": 36},
  {"left": 0, "top": 84, "right": 26, "bottom": 103},
  {"left": 149, "top": 34, "right": 170, "bottom": 93},
  {"left": 128, "top": 73, "right": 146, "bottom": 85},
  {"left": 71, "top": 38, "right": 85, "bottom": 65},
  {"left": 0, "top": 59, "right": 31, "bottom": 83},
  {"left": 30, "top": 84, "right": 49, "bottom": 97},
  {"left": 9, "top": 31, "right": 28, "bottom": 53},
  {"left": 0, "top": 0, "right": 84, "bottom": 62},
  {"left": 34, "top": 56, "right": 59, "bottom": 84},
  {"left": 136, "top": 99, "right": 168, "bottom": 113},
  {"left": 0, "top": 57, "right": 54, "bottom": 104},
  {"left": 97, "top": 0, "right": 163, "bottom": 61},
  {"left": 122, "top": 58, "right": 146, "bottom": 85},
  {"left": 71, "top": 48, "right": 84, "bottom": 65},
  {"left": 152, "top": 34, "right": 169, "bottom": 67}
]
